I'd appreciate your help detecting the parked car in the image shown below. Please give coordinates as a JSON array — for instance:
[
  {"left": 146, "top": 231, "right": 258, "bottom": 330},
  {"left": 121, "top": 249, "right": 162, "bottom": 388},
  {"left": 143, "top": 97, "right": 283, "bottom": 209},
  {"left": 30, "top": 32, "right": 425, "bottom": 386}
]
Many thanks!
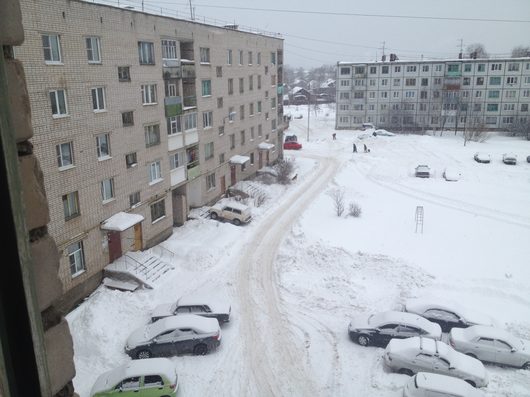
[
  {"left": 125, "top": 314, "right": 221, "bottom": 359},
  {"left": 384, "top": 337, "right": 489, "bottom": 387},
  {"left": 284, "top": 134, "right": 298, "bottom": 142},
  {"left": 151, "top": 293, "right": 231, "bottom": 324},
  {"left": 402, "top": 372, "right": 484, "bottom": 397},
  {"left": 527, "top": 155, "right": 530, "bottom": 163},
  {"left": 449, "top": 325, "right": 530, "bottom": 369},
  {"left": 90, "top": 358, "right": 179, "bottom": 397},
  {"left": 415, "top": 165, "right": 431, "bottom": 178},
  {"left": 404, "top": 299, "right": 495, "bottom": 332},
  {"left": 502, "top": 153, "right": 517, "bottom": 165},
  {"left": 284, "top": 141, "right": 302, "bottom": 150},
  {"left": 209, "top": 200, "right": 252, "bottom": 225},
  {"left": 443, "top": 168, "right": 461, "bottom": 182},
  {"left": 361, "top": 122, "right": 375, "bottom": 130},
  {"left": 348, "top": 311, "right": 441, "bottom": 347},
  {"left": 373, "top": 129, "right": 395, "bottom": 136},
  {"left": 474, "top": 153, "right": 491, "bottom": 163}
]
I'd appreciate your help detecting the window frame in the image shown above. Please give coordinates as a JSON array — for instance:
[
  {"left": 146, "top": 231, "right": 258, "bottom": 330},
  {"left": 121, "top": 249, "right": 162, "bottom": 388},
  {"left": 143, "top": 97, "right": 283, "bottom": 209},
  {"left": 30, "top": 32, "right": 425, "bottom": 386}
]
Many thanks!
[
  {"left": 138, "top": 41, "right": 155, "bottom": 65},
  {"left": 49, "top": 89, "right": 68, "bottom": 117},
  {"left": 86, "top": 36, "right": 101, "bottom": 63},
  {"left": 42, "top": 33, "right": 62, "bottom": 63},
  {"left": 67, "top": 241, "right": 85, "bottom": 277}
]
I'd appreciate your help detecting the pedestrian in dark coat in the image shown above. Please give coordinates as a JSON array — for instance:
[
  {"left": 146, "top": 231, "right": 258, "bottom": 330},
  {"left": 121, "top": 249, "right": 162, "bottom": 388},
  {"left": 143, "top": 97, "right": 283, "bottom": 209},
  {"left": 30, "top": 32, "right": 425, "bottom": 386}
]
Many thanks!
[
  {"left": 364, "top": 143, "right": 368, "bottom": 153},
  {"left": 353, "top": 143, "right": 357, "bottom": 153}
]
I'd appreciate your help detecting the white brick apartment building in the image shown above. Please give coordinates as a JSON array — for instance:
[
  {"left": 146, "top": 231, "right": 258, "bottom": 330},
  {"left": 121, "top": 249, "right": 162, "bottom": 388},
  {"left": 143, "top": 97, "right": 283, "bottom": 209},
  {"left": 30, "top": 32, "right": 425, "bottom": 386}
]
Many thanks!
[
  {"left": 336, "top": 57, "right": 530, "bottom": 131},
  {"left": 16, "top": 0, "right": 284, "bottom": 310}
]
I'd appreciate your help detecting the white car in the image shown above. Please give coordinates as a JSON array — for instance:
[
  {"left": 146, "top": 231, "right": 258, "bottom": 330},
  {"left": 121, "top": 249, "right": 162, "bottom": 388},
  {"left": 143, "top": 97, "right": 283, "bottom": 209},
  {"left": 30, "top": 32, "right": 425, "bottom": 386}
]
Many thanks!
[
  {"left": 403, "top": 372, "right": 484, "bottom": 397},
  {"left": 449, "top": 325, "right": 530, "bottom": 369},
  {"left": 404, "top": 299, "right": 495, "bottom": 332},
  {"left": 209, "top": 199, "right": 252, "bottom": 225},
  {"left": 502, "top": 153, "right": 517, "bottom": 165},
  {"left": 443, "top": 168, "right": 461, "bottom": 181},
  {"left": 373, "top": 129, "right": 395, "bottom": 136},
  {"left": 384, "top": 337, "right": 489, "bottom": 388},
  {"left": 474, "top": 152, "right": 491, "bottom": 163}
]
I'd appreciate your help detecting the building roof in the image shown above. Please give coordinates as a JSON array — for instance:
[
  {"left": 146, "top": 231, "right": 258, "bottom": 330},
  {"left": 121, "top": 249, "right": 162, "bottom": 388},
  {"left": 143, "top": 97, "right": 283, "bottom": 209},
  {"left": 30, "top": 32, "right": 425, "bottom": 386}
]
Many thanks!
[{"left": 338, "top": 57, "right": 530, "bottom": 66}]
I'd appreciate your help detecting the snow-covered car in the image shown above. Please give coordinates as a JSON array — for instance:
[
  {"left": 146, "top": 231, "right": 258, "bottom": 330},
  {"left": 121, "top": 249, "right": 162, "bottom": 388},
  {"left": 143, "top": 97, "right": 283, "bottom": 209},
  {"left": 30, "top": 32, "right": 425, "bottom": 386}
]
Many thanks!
[
  {"left": 361, "top": 122, "right": 375, "bottom": 130},
  {"left": 443, "top": 168, "right": 461, "bottom": 181},
  {"left": 373, "top": 129, "right": 395, "bottom": 136},
  {"left": 348, "top": 311, "right": 441, "bottom": 347},
  {"left": 208, "top": 200, "right": 252, "bottom": 225},
  {"left": 125, "top": 314, "right": 221, "bottom": 359},
  {"left": 384, "top": 337, "right": 489, "bottom": 388},
  {"left": 402, "top": 372, "right": 484, "bottom": 397},
  {"left": 284, "top": 141, "right": 302, "bottom": 150},
  {"left": 403, "top": 299, "right": 495, "bottom": 332},
  {"left": 474, "top": 153, "right": 491, "bottom": 163},
  {"left": 449, "top": 325, "right": 530, "bottom": 369},
  {"left": 415, "top": 165, "right": 430, "bottom": 178},
  {"left": 151, "top": 294, "right": 231, "bottom": 324},
  {"left": 90, "top": 358, "right": 179, "bottom": 397},
  {"left": 502, "top": 153, "right": 517, "bottom": 165}
]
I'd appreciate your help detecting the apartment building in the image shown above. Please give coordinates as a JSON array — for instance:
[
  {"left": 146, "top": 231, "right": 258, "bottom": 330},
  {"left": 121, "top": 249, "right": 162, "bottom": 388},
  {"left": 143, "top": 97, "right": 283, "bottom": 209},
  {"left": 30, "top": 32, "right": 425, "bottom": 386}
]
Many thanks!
[
  {"left": 336, "top": 57, "right": 530, "bottom": 131},
  {"left": 16, "top": 0, "right": 284, "bottom": 310}
]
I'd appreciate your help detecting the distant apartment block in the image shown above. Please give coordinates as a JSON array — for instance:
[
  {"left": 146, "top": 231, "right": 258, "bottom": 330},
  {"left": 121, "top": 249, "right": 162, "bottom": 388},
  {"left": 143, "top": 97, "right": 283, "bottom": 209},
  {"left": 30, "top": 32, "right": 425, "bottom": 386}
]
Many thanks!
[
  {"left": 336, "top": 58, "right": 530, "bottom": 131},
  {"left": 15, "top": 0, "right": 284, "bottom": 310}
]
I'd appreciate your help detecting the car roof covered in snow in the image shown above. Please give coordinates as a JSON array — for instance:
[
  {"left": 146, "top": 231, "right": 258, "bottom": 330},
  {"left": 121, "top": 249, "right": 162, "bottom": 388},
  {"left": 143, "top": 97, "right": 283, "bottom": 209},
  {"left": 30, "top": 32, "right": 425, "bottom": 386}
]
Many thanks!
[
  {"left": 387, "top": 336, "right": 449, "bottom": 355},
  {"left": 211, "top": 199, "right": 250, "bottom": 212},
  {"left": 413, "top": 372, "right": 482, "bottom": 395},
  {"left": 371, "top": 311, "right": 440, "bottom": 334},
  {"left": 405, "top": 299, "right": 493, "bottom": 326},
  {"left": 177, "top": 294, "right": 230, "bottom": 313},
  {"left": 461, "top": 325, "right": 518, "bottom": 345},
  {"left": 91, "top": 358, "right": 176, "bottom": 394},
  {"left": 148, "top": 314, "right": 219, "bottom": 336}
]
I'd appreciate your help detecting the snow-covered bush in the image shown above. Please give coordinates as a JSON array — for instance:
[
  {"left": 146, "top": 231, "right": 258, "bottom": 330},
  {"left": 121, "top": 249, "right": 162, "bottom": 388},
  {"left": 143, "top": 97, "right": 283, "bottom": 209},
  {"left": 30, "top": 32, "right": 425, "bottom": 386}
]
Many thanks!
[
  {"left": 349, "top": 202, "right": 362, "bottom": 217},
  {"left": 274, "top": 158, "right": 295, "bottom": 185}
]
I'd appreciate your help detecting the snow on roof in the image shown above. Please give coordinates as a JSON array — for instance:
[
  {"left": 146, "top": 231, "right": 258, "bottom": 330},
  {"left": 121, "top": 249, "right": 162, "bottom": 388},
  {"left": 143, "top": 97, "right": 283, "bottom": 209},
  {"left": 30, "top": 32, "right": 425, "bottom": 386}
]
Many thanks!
[
  {"left": 292, "top": 86, "right": 304, "bottom": 94},
  {"left": 258, "top": 142, "right": 275, "bottom": 150},
  {"left": 149, "top": 314, "right": 219, "bottom": 335},
  {"left": 177, "top": 294, "right": 230, "bottom": 313},
  {"left": 414, "top": 372, "right": 475, "bottom": 395},
  {"left": 91, "top": 358, "right": 176, "bottom": 394},
  {"left": 101, "top": 211, "right": 144, "bottom": 231},
  {"left": 372, "top": 311, "right": 440, "bottom": 335},
  {"left": 462, "top": 325, "right": 518, "bottom": 345},
  {"left": 229, "top": 155, "right": 250, "bottom": 165}
]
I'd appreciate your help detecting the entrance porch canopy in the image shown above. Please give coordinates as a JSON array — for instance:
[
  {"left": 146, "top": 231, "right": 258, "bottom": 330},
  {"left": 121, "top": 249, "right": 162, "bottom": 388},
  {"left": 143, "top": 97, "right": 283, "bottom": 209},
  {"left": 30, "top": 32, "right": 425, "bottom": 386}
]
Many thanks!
[{"left": 101, "top": 212, "right": 144, "bottom": 232}]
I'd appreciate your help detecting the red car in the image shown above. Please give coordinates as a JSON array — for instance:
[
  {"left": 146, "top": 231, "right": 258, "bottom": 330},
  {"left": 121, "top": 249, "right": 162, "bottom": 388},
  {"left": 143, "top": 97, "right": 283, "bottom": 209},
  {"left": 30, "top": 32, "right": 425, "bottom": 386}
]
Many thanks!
[{"left": 283, "top": 141, "right": 302, "bottom": 150}]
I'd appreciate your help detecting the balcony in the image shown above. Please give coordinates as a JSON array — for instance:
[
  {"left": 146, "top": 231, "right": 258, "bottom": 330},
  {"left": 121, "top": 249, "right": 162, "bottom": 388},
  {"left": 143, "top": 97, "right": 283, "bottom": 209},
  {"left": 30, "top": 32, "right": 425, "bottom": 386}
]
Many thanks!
[
  {"left": 164, "top": 96, "right": 182, "bottom": 117},
  {"left": 170, "top": 166, "right": 186, "bottom": 187},
  {"left": 187, "top": 163, "right": 200, "bottom": 180},
  {"left": 162, "top": 59, "right": 181, "bottom": 79},
  {"left": 182, "top": 63, "right": 196, "bottom": 79},
  {"left": 183, "top": 96, "right": 197, "bottom": 108}
]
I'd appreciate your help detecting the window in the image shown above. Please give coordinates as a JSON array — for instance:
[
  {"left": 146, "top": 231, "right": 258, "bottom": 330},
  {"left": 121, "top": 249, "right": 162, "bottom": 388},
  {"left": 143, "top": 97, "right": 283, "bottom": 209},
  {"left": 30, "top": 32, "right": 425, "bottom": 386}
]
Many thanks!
[
  {"left": 239, "top": 78, "right": 244, "bottom": 93},
  {"left": 405, "top": 91, "right": 415, "bottom": 98},
  {"left": 433, "top": 91, "right": 440, "bottom": 98},
  {"left": 257, "top": 75, "right": 262, "bottom": 89},
  {"left": 508, "top": 63, "right": 520, "bottom": 72},
  {"left": 506, "top": 77, "right": 518, "bottom": 85},
  {"left": 202, "top": 111, "right": 213, "bottom": 128},
  {"left": 257, "top": 52, "right": 261, "bottom": 65},
  {"left": 67, "top": 241, "right": 85, "bottom": 276},
  {"left": 462, "top": 63, "right": 471, "bottom": 72},
  {"left": 422, "top": 65, "right": 429, "bottom": 72},
  {"left": 381, "top": 66, "right": 389, "bottom": 74},
  {"left": 258, "top": 124, "right": 262, "bottom": 137},
  {"left": 434, "top": 78, "right": 442, "bottom": 85},
  {"left": 184, "top": 113, "right": 197, "bottom": 130},
  {"left": 271, "top": 97, "right": 276, "bottom": 109},
  {"left": 122, "top": 111, "right": 134, "bottom": 127},
  {"left": 200, "top": 47, "right": 210, "bottom": 63},
  {"left": 340, "top": 67, "right": 350, "bottom": 75},
  {"left": 161, "top": 39, "right": 177, "bottom": 59},
  {"left": 380, "top": 79, "right": 387, "bottom": 86},
  {"left": 217, "top": 97, "right": 223, "bottom": 109},
  {"left": 393, "top": 78, "right": 401, "bottom": 86},
  {"left": 394, "top": 66, "right": 401, "bottom": 73},
  {"left": 229, "top": 134, "right": 235, "bottom": 149},
  {"left": 240, "top": 105, "right": 245, "bottom": 120},
  {"left": 380, "top": 91, "right": 388, "bottom": 98},
  {"left": 149, "top": 161, "right": 162, "bottom": 183},
  {"left": 503, "top": 104, "right": 515, "bottom": 111},
  {"left": 56, "top": 142, "right": 73, "bottom": 168},
  {"left": 218, "top": 126, "right": 224, "bottom": 136},
  {"left": 369, "top": 79, "right": 376, "bottom": 86},
  {"left": 201, "top": 80, "right": 211, "bottom": 96},
  {"left": 250, "top": 126, "right": 255, "bottom": 140},
  {"left": 354, "top": 66, "right": 365, "bottom": 74},
  {"left": 228, "top": 107, "right": 235, "bottom": 122},
  {"left": 257, "top": 101, "right": 262, "bottom": 113},
  {"left": 369, "top": 66, "right": 376, "bottom": 74},
  {"left": 129, "top": 191, "right": 140, "bottom": 208},
  {"left": 141, "top": 84, "right": 157, "bottom": 104},
  {"left": 101, "top": 178, "right": 115, "bottom": 201},
  {"left": 339, "top": 92, "right": 350, "bottom": 100},
  {"left": 219, "top": 153, "right": 225, "bottom": 164},
  {"left": 405, "top": 78, "right": 416, "bottom": 86},
  {"left": 166, "top": 83, "right": 177, "bottom": 97},
  {"left": 86, "top": 37, "right": 101, "bottom": 63},
  {"left": 488, "top": 90, "right": 500, "bottom": 98},
  {"left": 489, "top": 76, "right": 501, "bottom": 85},
  {"left": 248, "top": 51, "right": 253, "bottom": 65},
  {"left": 271, "top": 119, "right": 277, "bottom": 131},
  {"left": 340, "top": 80, "right": 350, "bottom": 87},
  {"left": 476, "top": 77, "right": 484, "bottom": 86},
  {"left": 249, "top": 103, "right": 254, "bottom": 116},
  {"left": 240, "top": 130, "right": 245, "bottom": 145},
  {"left": 138, "top": 41, "right": 155, "bottom": 65},
  {"left": 421, "top": 78, "right": 428, "bottom": 86},
  {"left": 239, "top": 50, "right": 244, "bottom": 65},
  {"left": 144, "top": 124, "right": 160, "bottom": 147},
  {"left": 368, "top": 92, "right": 375, "bottom": 98},
  {"left": 42, "top": 34, "right": 61, "bottom": 63},
  {"left": 354, "top": 79, "right": 364, "bottom": 86},
  {"left": 491, "top": 63, "right": 502, "bottom": 71},
  {"left": 91, "top": 87, "right": 106, "bottom": 112},
  {"left": 169, "top": 152, "right": 182, "bottom": 169},
  {"left": 227, "top": 49, "right": 233, "bottom": 65},
  {"left": 463, "top": 77, "right": 470, "bottom": 86},
  {"left": 150, "top": 200, "right": 165, "bottom": 222},
  {"left": 204, "top": 142, "right": 214, "bottom": 160},
  {"left": 475, "top": 91, "right": 482, "bottom": 98},
  {"left": 214, "top": 66, "right": 222, "bottom": 78},
  {"left": 125, "top": 152, "right": 137, "bottom": 168},
  {"left": 62, "top": 192, "right": 79, "bottom": 220},
  {"left": 118, "top": 66, "right": 130, "bottom": 82},
  {"left": 271, "top": 51, "right": 276, "bottom": 65},
  {"left": 419, "top": 103, "right": 427, "bottom": 111},
  {"left": 206, "top": 173, "right": 216, "bottom": 190},
  {"left": 485, "top": 116, "right": 497, "bottom": 124},
  {"left": 49, "top": 89, "right": 68, "bottom": 117},
  {"left": 96, "top": 133, "right": 111, "bottom": 158},
  {"left": 487, "top": 104, "right": 499, "bottom": 112},
  {"left": 420, "top": 91, "right": 428, "bottom": 99},
  {"left": 354, "top": 92, "right": 364, "bottom": 99},
  {"left": 228, "top": 79, "right": 234, "bottom": 95},
  {"left": 522, "top": 104, "right": 529, "bottom": 112},
  {"left": 168, "top": 115, "right": 182, "bottom": 135},
  {"left": 406, "top": 65, "right": 417, "bottom": 72},
  {"left": 477, "top": 63, "right": 485, "bottom": 72}
]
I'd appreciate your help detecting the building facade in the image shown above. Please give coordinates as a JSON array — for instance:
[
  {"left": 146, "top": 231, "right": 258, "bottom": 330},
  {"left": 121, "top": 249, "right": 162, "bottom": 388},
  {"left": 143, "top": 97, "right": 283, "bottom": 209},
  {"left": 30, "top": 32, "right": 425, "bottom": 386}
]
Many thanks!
[
  {"left": 16, "top": 0, "right": 284, "bottom": 310},
  {"left": 336, "top": 58, "right": 530, "bottom": 131}
]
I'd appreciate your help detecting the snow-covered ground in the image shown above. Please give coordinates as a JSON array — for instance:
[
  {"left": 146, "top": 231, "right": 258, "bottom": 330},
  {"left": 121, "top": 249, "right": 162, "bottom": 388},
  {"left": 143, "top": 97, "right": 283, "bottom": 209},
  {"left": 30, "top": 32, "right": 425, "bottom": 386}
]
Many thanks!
[{"left": 68, "top": 105, "right": 530, "bottom": 396}]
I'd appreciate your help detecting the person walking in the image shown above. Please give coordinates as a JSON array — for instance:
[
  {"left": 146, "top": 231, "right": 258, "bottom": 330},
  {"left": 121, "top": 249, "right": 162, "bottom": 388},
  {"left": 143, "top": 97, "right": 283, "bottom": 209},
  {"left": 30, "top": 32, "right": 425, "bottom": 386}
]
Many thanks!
[
  {"left": 332, "top": 133, "right": 337, "bottom": 140},
  {"left": 363, "top": 143, "right": 368, "bottom": 153},
  {"left": 353, "top": 143, "right": 357, "bottom": 153}
]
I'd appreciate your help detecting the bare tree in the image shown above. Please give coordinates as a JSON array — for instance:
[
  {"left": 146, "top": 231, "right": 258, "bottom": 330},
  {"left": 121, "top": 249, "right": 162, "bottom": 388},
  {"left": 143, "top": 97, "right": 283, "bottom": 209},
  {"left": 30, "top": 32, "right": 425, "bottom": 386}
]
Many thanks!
[
  {"left": 511, "top": 46, "right": 530, "bottom": 58},
  {"left": 507, "top": 118, "right": 530, "bottom": 140},
  {"left": 329, "top": 188, "right": 345, "bottom": 217},
  {"left": 463, "top": 119, "right": 490, "bottom": 146},
  {"left": 466, "top": 43, "right": 489, "bottom": 59},
  {"left": 274, "top": 158, "right": 295, "bottom": 184}
]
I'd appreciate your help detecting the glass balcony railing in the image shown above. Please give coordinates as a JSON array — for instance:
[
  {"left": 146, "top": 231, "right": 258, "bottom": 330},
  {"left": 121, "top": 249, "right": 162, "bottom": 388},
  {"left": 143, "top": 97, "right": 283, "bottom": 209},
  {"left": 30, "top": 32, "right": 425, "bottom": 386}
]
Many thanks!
[{"left": 183, "top": 96, "right": 196, "bottom": 108}]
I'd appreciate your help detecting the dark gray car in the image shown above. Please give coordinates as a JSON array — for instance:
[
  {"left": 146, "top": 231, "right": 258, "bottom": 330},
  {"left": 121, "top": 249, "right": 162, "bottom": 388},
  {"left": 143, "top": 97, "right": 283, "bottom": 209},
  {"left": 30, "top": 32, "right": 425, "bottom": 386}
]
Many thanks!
[{"left": 125, "top": 314, "right": 221, "bottom": 359}]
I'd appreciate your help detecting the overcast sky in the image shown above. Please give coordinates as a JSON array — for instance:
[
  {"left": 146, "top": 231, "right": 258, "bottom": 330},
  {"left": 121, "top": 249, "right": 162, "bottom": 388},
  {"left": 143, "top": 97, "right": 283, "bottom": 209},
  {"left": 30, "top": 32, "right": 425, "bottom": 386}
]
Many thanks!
[{"left": 111, "top": 0, "right": 530, "bottom": 68}]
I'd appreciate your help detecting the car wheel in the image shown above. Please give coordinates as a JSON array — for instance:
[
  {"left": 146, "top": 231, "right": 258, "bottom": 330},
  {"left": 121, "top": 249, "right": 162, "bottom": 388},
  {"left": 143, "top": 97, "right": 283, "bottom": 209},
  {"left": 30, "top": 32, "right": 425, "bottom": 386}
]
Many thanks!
[
  {"left": 357, "top": 335, "right": 370, "bottom": 346},
  {"left": 210, "top": 212, "right": 218, "bottom": 220},
  {"left": 398, "top": 368, "right": 414, "bottom": 376},
  {"left": 232, "top": 218, "right": 241, "bottom": 226},
  {"left": 136, "top": 350, "right": 151, "bottom": 359},
  {"left": 193, "top": 343, "right": 208, "bottom": 355},
  {"left": 465, "top": 353, "right": 477, "bottom": 359},
  {"left": 465, "top": 380, "right": 476, "bottom": 388},
  {"left": 522, "top": 362, "right": 530, "bottom": 370}
]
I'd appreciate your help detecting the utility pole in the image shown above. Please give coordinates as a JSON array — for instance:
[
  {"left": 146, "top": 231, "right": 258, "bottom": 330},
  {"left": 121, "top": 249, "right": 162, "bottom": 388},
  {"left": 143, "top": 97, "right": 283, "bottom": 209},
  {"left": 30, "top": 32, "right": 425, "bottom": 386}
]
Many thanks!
[
  {"left": 189, "top": 0, "right": 194, "bottom": 20},
  {"left": 381, "top": 41, "right": 386, "bottom": 60},
  {"left": 142, "top": 0, "right": 144, "bottom": 12},
  {"left": 307, "top": 96, "right": 310, "bottom": 141},
  {"left": 458, "top": 38, "right": 463, "bottom": 57}
]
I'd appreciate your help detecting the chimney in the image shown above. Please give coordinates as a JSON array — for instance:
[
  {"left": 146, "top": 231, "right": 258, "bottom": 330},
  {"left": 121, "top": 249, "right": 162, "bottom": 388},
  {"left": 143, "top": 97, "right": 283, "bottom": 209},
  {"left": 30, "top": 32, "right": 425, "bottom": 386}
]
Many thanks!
[
  {"left": 381, "top": 54, "right": 386, "bottom": 62},
  {"left": 458, "top": 52, "right": 463, "bottom": 59}
]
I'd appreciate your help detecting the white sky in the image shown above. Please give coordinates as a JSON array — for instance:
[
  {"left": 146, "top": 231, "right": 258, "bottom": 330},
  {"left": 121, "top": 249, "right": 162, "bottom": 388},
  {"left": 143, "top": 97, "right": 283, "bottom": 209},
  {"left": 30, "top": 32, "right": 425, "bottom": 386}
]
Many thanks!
[{"left": 111, "top": 0, "right": 530, "bottom": 67}]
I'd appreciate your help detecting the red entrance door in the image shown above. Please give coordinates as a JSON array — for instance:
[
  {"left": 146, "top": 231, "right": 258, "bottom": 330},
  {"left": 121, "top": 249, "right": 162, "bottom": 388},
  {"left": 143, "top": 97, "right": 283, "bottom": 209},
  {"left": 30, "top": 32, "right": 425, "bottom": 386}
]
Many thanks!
[
  {"left": 107, "top": 231, "right": 122, "bottom": 263},
  {"left": 230, "top": 165, "right": 236, "bottom": 186}
]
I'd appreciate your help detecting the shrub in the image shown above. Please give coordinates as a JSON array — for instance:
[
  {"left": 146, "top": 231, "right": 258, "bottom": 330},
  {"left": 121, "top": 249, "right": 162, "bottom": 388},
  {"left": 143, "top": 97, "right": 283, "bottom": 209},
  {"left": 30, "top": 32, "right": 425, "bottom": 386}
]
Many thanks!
[{"left": 349, "top": 202, "right": 362, "bottom": 217}]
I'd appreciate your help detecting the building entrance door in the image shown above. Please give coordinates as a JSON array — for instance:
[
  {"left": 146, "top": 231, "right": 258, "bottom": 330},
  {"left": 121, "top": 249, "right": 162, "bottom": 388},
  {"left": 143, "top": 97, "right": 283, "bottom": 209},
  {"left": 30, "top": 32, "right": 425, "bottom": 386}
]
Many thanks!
[{"left": 107, "top": 230, "right": 122, "bottom": 263}]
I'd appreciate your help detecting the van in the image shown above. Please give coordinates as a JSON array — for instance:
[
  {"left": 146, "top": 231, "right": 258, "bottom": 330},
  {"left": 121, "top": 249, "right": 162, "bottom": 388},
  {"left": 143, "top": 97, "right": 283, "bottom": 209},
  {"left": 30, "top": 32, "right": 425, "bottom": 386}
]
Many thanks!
[{"left": 90, "top": 358, "right": 178, "bottom": 397}]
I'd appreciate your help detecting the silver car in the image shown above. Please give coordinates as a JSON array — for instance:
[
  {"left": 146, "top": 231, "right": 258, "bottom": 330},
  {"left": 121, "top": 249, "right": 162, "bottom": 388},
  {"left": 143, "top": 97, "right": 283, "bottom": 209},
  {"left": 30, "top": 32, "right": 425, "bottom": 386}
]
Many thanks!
[
  {"left": 449, "top": 325, "right": 530, "bottom": 369},
  {"left": 403, "top": 372, "right": 484, "bottom": 397},
  {"left": 384, "top": 337, "right": 489, "bottom": 388}
]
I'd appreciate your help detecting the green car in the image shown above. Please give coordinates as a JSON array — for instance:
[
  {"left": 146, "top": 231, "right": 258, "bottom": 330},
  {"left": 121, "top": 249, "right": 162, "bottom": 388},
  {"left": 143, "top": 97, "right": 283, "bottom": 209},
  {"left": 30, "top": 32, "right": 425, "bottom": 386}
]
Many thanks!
[{"left": 90, "top": 358, "right": 178, "bottom": 397}]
